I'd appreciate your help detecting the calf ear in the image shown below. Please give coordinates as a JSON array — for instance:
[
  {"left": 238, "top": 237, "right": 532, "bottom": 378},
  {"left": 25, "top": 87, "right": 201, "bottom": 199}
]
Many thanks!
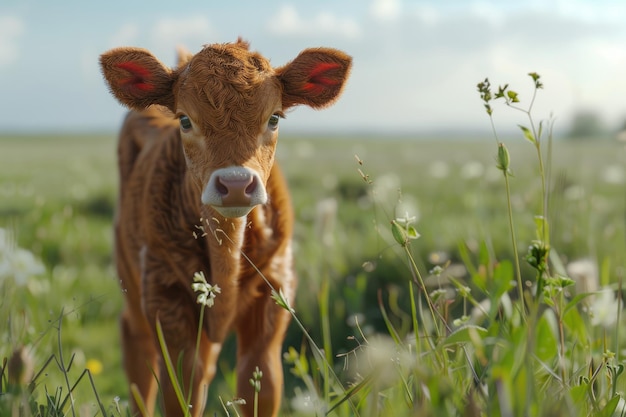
[
  {"left": 100, "top": 47, "right": 176, "bottom": 110},
  {"left": 277, "top": 48, "right": 352, "bottom": 109},
  {"left": 176, "top": 45, "right": 194, "bottom": 68}
]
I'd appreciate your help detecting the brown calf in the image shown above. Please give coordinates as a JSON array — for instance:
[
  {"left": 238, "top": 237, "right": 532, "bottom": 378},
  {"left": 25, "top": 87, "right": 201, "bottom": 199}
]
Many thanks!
[{"left": 100, "top": 39, "right": 351, "bottom": 417}]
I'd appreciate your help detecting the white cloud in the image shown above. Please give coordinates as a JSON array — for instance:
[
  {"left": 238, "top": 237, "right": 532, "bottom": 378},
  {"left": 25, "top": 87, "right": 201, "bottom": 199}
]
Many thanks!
[
  {"left": 301, "top": 0, "right": 626, "bottom": 133},
  {"left": 108, "top": 23, "right": 140, "bottom": 48},
  {"left": 595, "top": 41, "right": 626, "bottom": 66},
  {"left": 151, "top": 16, "right": 215, "bottom": 46},
  {"left": 467, "top": 1, "right": 506, "bottom": 27},
  {"left": 552, "top": 0, "right": 626, "bottom": 25},
  {"left": 370, "top": 0, "right": 401, "bottom": 21},
  {"left": 413, "top": 4, "right": 441, "bottom": 26},
  {"left": 0, "top": 15, "right": 24, "bottom": 69},
  {"left": 270, "top": 5, "right": 361, "bottom": 39},
  {"left": 147, "top": 16, "right": 215, "bottom": 62},
  {"left": 104, "top": 17, "right": 215, "bottom": 65}
]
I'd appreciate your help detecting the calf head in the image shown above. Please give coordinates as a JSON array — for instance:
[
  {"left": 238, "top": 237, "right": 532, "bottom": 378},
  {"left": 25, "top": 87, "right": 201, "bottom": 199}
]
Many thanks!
[{"left": 100, "top": 39, "right": 351, "bottom": 218}]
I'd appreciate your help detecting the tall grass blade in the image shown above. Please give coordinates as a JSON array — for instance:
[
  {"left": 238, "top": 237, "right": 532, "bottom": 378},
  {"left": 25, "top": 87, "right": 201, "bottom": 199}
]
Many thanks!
[
  {"left": 130, "top": 383, "right": 150, "bottom": 417},
  {"left": 156, "top": 317, "right": 190, "bottom": 416}
]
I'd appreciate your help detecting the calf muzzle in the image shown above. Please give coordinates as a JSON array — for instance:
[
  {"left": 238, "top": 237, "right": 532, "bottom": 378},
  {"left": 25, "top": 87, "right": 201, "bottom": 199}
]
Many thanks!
[{"left": 202, "top": 167, "right": 267, "bottom": 218}]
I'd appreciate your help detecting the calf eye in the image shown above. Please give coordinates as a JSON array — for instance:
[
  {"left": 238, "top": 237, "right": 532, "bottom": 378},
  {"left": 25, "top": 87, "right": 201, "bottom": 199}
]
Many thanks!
[
  {"left": 268, "top": 114, "right": 280, "bottom": 130},
  {"left": 179, "top": 115, "right": 193, "bottom": 131}
]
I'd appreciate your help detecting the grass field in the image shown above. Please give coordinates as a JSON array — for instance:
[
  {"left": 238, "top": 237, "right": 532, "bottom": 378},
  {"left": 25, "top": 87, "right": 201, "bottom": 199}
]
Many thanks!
[{"left": 1, "top": 131, "right": 625, "bottom": 416}]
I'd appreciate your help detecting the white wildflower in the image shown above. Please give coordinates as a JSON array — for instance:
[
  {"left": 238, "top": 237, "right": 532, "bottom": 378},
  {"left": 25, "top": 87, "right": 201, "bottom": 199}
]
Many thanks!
[
  {"left": 602, "top": 164, "right": 625, "bottom": 185},
  {"left": 11, "top": 248, "right": 45, "bottom": 285},
  {"left": 567, "top": 258, "right": 598, "bottom": 299},
  {"left": 589, "top": 288, "right": 620, "bottom": 328},
  {"left": 460, "top": 160, "right": 485, "bottom": 179},
  {"left": 394, "top": 211, "right": 416, "bottom": 227},
  {"left": 428, "top": 160, "right": 450, "bottom": 179},
  {"left": 394, "top": 195, "right": 419, "bottom": 225},
  {"left": 391, "top": 211, "right": 420, "bottom": 245},
  {"left": 192, "top": 271, "right": 220, "bottom": 307},
  {"left": 290, "top": 388, "right": 320, "bottom": 413},
  {"left": 356, "top": 335, "right": 416, "bottom": 387},
  {"left": 225, "top": 397, "right": 246, "bottom": 408},
  {"left": 0, "top": 228, "right": 44, "bottom": 285}
]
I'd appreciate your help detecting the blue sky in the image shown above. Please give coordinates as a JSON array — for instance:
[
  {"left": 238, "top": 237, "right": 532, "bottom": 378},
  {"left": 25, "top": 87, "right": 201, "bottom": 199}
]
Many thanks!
[{"left": 1, "top": 0, "right": 625, "bottom": 134}]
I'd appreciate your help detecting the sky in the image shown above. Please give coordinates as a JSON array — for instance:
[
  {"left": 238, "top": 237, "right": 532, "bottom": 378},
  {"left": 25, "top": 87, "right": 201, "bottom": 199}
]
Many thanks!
[{"left": 1, "top": 0, "right": 626, "bottom": 135}]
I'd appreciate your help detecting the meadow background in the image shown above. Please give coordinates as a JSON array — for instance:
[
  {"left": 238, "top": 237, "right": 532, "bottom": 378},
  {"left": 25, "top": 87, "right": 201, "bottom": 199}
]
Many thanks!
[
  {"left": 0, "top": 124, "right": 625, "bottom": 415},
  {"left": 3, "top": 0, "right": 626, "bottom": 415}
]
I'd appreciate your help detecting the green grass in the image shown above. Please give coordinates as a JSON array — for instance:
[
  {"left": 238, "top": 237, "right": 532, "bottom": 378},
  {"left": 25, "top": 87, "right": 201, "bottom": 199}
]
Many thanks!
[{"left": 1, "top": 130, "right": 625, "bottom": 416}]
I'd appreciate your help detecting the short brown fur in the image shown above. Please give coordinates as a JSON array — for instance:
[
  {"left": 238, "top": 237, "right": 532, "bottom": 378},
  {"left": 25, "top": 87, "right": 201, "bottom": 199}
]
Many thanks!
[{"left": 100, "top": 39, "right": 351, "bottom": 417}]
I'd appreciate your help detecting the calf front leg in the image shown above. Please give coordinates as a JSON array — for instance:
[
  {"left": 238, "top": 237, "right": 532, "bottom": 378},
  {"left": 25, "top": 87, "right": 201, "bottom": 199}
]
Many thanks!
[
  {"left": 116, "top": 239, "right": 159, "bottom": 416},
  {"left": 236, "top": 294, "right": 293, "bottom": 417},
  {"left": 144, "top": 281, "right": 222, "bottom": 417},
  {"left": 120, "top": 306, "right": 159, "bottom": 416},
  {"left": 158, "top": 322, "right": 222, "bottom": 417}
]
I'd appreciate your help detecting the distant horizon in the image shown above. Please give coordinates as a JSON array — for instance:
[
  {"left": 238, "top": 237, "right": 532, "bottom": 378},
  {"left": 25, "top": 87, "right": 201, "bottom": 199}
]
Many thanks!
[{"left": 1, "top": 126, "right": 622, "bottom": 141}]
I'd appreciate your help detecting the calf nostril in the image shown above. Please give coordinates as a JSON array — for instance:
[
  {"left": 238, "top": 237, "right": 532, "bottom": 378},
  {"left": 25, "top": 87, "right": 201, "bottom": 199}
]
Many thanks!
[
  {"left": 245, "top": 176, "right": 257, "bottom": 195},
  {"left": 215, "top": 177, "right": 229, "bottom": 196}
]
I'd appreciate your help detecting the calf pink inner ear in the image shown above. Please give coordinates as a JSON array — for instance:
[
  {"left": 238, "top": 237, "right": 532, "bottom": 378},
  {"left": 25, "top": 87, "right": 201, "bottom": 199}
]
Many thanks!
[
  {"left": 277, "top": 48, "right": 352, "bottom": 110},
  {"left": 303, "top": 62, "right": 342, "bottom": 94},
  {"left": 100, "top": 48, "right": 177, "bottom": 110},
  {"left": 115, "top": 62, "right": 156, "bottom": 92}
]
